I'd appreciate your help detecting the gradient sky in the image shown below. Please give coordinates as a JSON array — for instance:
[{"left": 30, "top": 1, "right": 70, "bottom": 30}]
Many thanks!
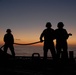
[{"left": 0, "top": 0, "right": 76, "bottom": 46}]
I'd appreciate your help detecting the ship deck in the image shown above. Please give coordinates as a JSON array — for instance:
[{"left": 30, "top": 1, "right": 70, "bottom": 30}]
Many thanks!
[
  {"left": 0, "top": 56, "right": 76, "bottom": 75},
  {"left": 0, "top": 49, "right": 76, "bottom": 75}
]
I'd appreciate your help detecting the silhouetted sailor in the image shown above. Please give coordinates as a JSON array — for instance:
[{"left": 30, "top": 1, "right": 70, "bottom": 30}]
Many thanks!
[
  {"left": 55, "top": 22, "right": 72, "bottom": 59},
  {"left": 40, "top": 22, "right": 56, "bottom": 60},
  {"left": 3, "top": 29, "right": 15, "bottom": 57}
]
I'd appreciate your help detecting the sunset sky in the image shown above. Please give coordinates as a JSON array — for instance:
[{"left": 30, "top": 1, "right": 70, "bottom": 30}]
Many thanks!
[{"left": 0, "top": 0, "right": 76, "bottom": 46}]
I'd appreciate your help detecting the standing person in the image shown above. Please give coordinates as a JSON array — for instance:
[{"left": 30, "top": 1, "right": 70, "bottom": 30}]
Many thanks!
[
  {"left": 3, "top": 29, "right": 15, "bottom": 57},
  {"left": 40, "top": 22, "right": 56, "bottom": 60},
  {"left": 55, "top": 22, "right": 72, "bottom": 60}
]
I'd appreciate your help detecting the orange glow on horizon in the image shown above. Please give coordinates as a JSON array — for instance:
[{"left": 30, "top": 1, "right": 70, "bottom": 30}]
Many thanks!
[
  {"left": 0, "top": 39, "right": 76, "bottom": 46},
  {"left": 0, "top": 35, "right": 76, "bottom": 47}
]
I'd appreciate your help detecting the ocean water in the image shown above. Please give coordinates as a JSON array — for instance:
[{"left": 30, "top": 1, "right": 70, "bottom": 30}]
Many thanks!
[
  {"left": 14, "top": 45, "right": 43, "bottom": 56},
  {"left": 0, "top": 45, "right": 76, "bottom": 57}
]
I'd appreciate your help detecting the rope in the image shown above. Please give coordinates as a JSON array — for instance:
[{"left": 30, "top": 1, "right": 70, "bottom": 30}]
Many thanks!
[
  {"left": 0, "top": 41, "right": 43, "bottom": 49},
  {"left": 14, "top": 41, "right": 42, "bottom": 45}
]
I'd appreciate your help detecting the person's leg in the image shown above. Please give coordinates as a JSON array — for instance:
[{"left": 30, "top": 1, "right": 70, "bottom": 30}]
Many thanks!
[
  {"left": 9, "top": 45, "right": 15, "bottom": 57},
  {"left": 56, "top": 46, "right": 61, "bottom": 59},
  {"left": 63, "top": 48, "right": 68, "bottom": 59},
  {"left": 50, "top": 46, "right": 56, "bottom": 60},
  {"left": 4, "top": 45, "right": 8, "bottom": 54},
  {"left": 43, "top": 47, "right": 48, "bottom": 60},
  {"left": 63, "top": 42, "right": 68, "bottom": 59}
]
